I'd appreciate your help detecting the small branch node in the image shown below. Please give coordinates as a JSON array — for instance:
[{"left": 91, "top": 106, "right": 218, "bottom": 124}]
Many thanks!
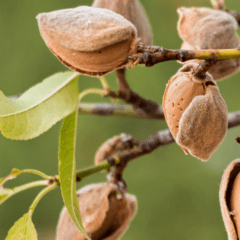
[
  {"left": 178, "top": 49, "right": 187, "bottom": 62},
  {"left": 76, "top": 176, "right": 81, "bottom": 182},
  {"left": 192, "top": 59, "right": 216, "bottom": 79},
  {"left": 107, "top": 156, "right": 116, "bottom": 167},
  {"left": 159, "top": 46, "right": 168, "bottom": 55}
]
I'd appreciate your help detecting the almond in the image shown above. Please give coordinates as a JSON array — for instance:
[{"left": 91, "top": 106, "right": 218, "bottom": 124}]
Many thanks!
[
  {"left": 177, "top": 7, "right": 240, "bottom": 81},
  {"left": 163, "top": 62, "right": 228, "bottom": 161},
  {"left": 92, "top": 0, "right": 153, "bottom": 45},
  {"left": 37, "top": 6, "right": 139, "bottom": 77},
  {"left": 56, "top": 183, "right": 137, "bottom": 240},
  {"left": 219, "top": 159, "right": 240, "bottom": 240}
]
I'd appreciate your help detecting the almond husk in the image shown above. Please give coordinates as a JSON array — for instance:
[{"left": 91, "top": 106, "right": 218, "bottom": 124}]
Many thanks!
[
  {"left": 177, "top": 81, "right": 228, "bottom": 161},
  {"left": 163, "top": 62, "right": 228, "bottom": 161},
  {"left": 56, "top": 183, "right": 137, "bottom": 240},
  {"left": 219, "top": 159, "right": 240, "bottom": 240},
  {"left": 95, "top": 136, "right": 123, "bottom": 165},
  {"left": 92, "top": 0, "right": 153, "bottom": 45},
  {"left": 95, "top": 134, "right": 133, "bottom": 165},
  {"left": 37, "top": 6, "right": 139, "bottom": 76},
  {"left": 177, "top": 7, "right": 240, "bottom": 81}
]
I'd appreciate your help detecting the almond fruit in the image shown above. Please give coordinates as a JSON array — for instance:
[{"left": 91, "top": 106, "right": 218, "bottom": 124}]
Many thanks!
[
  {"left": 37, "top": 6, "right": 139, "bottom": 77},
  {"left": 163, "top": 62, "right": 228, "bottom": 161},
  {"left": 56, "top": 183, "right": 137, "bottom": 240},
  {"left": 177, "top": 7, "right": 240, "bottom": 81},
  {"left": 92, "top": 0, "right": 152, "bottom": 45},
  {"left": 219, "top": 159, "right": 240, "bottom": 240}
]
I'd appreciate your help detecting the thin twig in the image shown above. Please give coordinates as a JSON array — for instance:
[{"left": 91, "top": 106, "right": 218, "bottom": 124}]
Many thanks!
[
  {"left": 116, "top": 68, "right": 131, "bottom": 91},
  {"left": 192, "top": 59, "right": 217, "bottom": 79},
  {"left": 79, "top": 103, "right": 159, "bottom": 119},
  {"left": 228, "top": 111, "right": 240, "bottom": 129},
  {"left": 106, "top": 89, "right": 163, "bottom": 119},
  {"left": 112, "top": 68, "right": 164, "bottom": 119}
]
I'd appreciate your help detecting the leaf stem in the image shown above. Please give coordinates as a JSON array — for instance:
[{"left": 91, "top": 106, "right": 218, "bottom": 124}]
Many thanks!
[
  {"left": 79, "top": 88, "right": 107, "bottom": 102},
  {"left": 0, "top": 180, "right": 49, "bottom": 205},
  {"left": 29, "top": 182, "right": 58, "bottom": 217},
  {"left": 22, "top": 169, "right": 53, "bottom": 180},
  {"left": 76, "top": 157, "right": 120, "bottom": 180},
  {"left": 12, "top": 180, "right": 49, "bottom": 194},
  {"left": 99, "top": 76, "right": 110, "bottom": 91}
]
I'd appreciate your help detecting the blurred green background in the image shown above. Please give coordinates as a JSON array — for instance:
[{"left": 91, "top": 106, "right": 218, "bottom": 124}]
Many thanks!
[{"left": 0, "top": 0, "right": 240, "bottom": 239}]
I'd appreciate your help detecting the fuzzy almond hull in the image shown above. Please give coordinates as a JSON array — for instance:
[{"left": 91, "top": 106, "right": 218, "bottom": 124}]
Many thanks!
[{"left": 40, "top": 29, "right": 134, "bottom": 76}]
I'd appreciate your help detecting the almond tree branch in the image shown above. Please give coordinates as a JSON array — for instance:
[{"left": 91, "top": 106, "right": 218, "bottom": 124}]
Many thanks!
[
  {"left": 76, "top": 129, "right": 173, "bottom": 181},
  {"left": 227, "top": 111, "right": 240, "bottom": 129},
  {"left": 78, "top": 102, "right": 240, "bottom": 130},
  {"left": 105, "top": 88, "right": 163, "bottom": 119},
  {"left": 76, "top": 111, "right": 240, "bottom": 181},
  {"left": 78, "top": 103, "right": 156, "bottom": 119},
  {"left": 106, "top": 66, "right": 164, "bottom": 119},
  {"left": 130, "top": 47, "right": 240, "bottom": 68},
  {"left": 116, "top": 68, "right": 131, "bottom": 91}
]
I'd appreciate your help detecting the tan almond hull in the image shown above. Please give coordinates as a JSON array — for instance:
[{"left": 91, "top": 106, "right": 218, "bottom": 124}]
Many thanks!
[{"left": 40, "top": 29, "right": 135, "bottom": 76}]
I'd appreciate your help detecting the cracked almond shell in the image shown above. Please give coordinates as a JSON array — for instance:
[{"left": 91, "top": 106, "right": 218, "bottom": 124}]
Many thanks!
[
  {"left": 56, "top": 183, "right": 137, "bottom": 240},
  {"left": 177, "top": 7, "right": 240, "bottom": 81},
  {"left": 163, "top": 62, "right": 228, "bottom": 161},
  {"left": 37, "top": 6, "right": 139, "bottom": 77},
  {"left": 219, "top": 159, "right": 240, "bottom": 240},
  {"left": 92, "top": 0, "right": 153, "bottom": 45}
]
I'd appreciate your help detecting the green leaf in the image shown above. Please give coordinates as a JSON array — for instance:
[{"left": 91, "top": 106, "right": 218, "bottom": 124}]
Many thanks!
[
  {"left": 4, "top": 183, "right": 57, "bottom": 239},
  {"left": 5, "top": 213, "right": 37, "bottom": 240},
  {"left": 59, "top": 109, "right": 90, "bottom": 240},
  {"left": 0, "top": 71, "right": 79, "bottom": 140}
]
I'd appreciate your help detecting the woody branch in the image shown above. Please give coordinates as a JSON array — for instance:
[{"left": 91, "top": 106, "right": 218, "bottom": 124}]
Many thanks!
[
  {"left": 129, "top": 46, "right": 240, "bottom": 68},
  {"left": 75, "top": 110, "right": 240, "bottom": 181}
]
